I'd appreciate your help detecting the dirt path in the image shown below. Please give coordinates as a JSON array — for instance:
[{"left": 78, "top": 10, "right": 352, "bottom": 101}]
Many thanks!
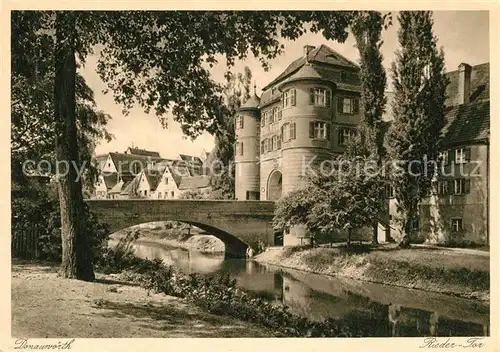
[{"left": 11, "top": 261, "right": 274, "bottom": 338}]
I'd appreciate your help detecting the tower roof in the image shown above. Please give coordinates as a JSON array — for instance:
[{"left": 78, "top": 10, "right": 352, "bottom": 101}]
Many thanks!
[
  {"left": 263, "top": 44, "right": 359, "bottom": 91},
  {"left": 240, "top": 94, "right": 261, "bottom": 109},
  {"left": 278, "top": 63, "right": 323, "bottom": 88}
]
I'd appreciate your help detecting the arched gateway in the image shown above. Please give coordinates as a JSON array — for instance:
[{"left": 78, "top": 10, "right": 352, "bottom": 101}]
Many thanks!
[
  {"left": 267, "top": 170, "right": 282, "bottom": 201},
  {"left": 85, "top": 199, "right": 275, "bottom": 258}
]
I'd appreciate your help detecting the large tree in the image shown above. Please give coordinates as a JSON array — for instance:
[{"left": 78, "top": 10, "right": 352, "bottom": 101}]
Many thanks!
[
  {"left": 349, "top": 12, "right": 390, "bottom": 244},
  {"left": 12, "top": 10, "right": 384, "bottom": 280},
  {"left": 386, "top": 11, "right": 448, "bottom": 247}
]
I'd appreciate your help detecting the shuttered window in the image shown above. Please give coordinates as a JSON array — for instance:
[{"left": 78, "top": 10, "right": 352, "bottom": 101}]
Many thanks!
[
  {"left": 283, "top": 89, "right": 296, "bottom": 108},
  {"left": 309, "top": 121, "right": 329, "bottom": 139},
  {"left": 337, "top": 96, "right": 360, "bottom": 114}
]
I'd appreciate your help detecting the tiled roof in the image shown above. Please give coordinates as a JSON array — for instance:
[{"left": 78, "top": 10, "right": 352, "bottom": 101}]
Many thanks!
[
  {"left": 126, "top": 147, "right": 161, "bottom": 157},
  {"left": 260, "top": 47, "right": 362, "bottom": 107},
  {"left": 240, "top": 94, "right": 261, "bottom": 109},
  {"left": 108, "top": 180, "right": 125, "bottom": 195},
  {"left": 444, "top": 63, "right": 489, "bottom": 107},
  {"left": 381, "top": 101, "right": 489, "bottom": 148},
  {"left": 441, "top": 101, "right": 489, "bottom": 146},
  {"left": 120, "top": 174, "right": 141, "bottom": 196},
  {"left": 178, "top": 154, "right": 203, "bottom": 165},
  {"left": 109, "top": 152, "right": 165, "bottom": 174},
  {"left": 145, "top": 170, "right": 163, "bottom": 191},
  {"left": 263, "top": 44, "right": 359, "bottom": 91},
  {"left": 102, "top": 173, "right": 119, "bottom": 189},
  {"left": 178, "top": 175, "right": 211, "bottom": 190}
]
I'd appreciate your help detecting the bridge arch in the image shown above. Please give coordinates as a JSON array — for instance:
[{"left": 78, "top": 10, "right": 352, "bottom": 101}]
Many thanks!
[{"left": 86, "top": 199, "right": 276, "bottom": 258}]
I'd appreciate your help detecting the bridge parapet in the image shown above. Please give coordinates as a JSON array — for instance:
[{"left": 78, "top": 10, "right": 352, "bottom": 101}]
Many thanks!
[{"left": 85, "top": 199, "right": 276, "bottom": 258}]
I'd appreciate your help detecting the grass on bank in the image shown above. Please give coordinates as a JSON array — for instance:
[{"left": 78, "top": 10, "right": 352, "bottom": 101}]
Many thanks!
[
  {"left": 94, "top": 233, "right": 387, "bottom": 337},
  {"left": 256, "top": 243, "right": 489, "bottom": 301}
]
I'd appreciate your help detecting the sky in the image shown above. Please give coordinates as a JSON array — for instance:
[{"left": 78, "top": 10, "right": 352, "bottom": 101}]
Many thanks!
[{"left": 81, "top": 11, "right": 490, "bottom": 160}]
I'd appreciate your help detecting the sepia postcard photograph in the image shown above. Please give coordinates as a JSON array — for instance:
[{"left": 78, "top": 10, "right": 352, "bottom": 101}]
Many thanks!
[{"left": 2, "top": 2, "right": 498, "bottom": 352}]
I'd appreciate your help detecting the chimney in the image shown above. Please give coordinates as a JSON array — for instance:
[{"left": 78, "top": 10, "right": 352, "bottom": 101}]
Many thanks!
[
  {"left": 458, "top": 63, "right": 472, "bottom": 105},
  {"left": 304, "top": 45, "right": 315, "bottom": 60}
]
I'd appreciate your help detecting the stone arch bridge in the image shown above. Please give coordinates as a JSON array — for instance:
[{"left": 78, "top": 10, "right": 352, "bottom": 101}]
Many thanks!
[{"left": 85, "top": 200, "right": 276, "bottom": 258}]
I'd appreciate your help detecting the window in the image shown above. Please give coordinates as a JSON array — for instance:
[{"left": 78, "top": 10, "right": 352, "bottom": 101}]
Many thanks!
[
  {"left": 337, "top": 97, "right": 359, "bottom": 114},
  {"left": 261, "top": 113, "right": 266, "bottom": 127},
  {"left": 439, "top": 150, "right": 449, "bottom": 166},
  {"left": 309, "top": 88, "right": 329, "bottom": 106},
  {"left": 261, "top": 140, "right": 265, "bottom": 154},
  {"left": 281, "top": 123, "right": 296, "bottom": 142},
  {"left": 144, "top": 190, "right": 148, "bottom": 196},
  {"left": 236, "top": 115, "right": 244, "bottom": 129},
  {"left": 283, "top": 89, "right": 296, "bottom": 108},
  {"left": 272, "top": 107, "right": 279, "bottom": 123},
  {"left": 309, "top": 121, "right": 328, "bottom": 139},
  {"left": 340, "top": 72, "right": 347, "bottom": 82},
  {"left": 171, "top": 191, "right": 175, "bottom": 198},
  {"left": 454, "top": 178, "right": 470, "bottom": 195},
  {"left": 272, "top": 135, "right": 279, "bottom": 151},
  {"left": 164, "top": 192, "right": 167, "bottom": 199},
  {"left": 455, "top": 148, "right": 470, "bottom": 164},
  {"left": 235, "top": 142, "right": 244, "bottom": 156},
  {"left": 164, "top": 176, "right": 169, "bottom": 185},
  {"left": 451, "top": 218, "right": 463, "bottom": 232},
  {"left": 271, "top": 87, "right": 277, "bottom": 95},
  {"left": 338, "top": 127, "right": 357, "bottom": 145},
  {"left": 385, "top": 184, "right": 395, "bottom": 199},
  {"left": 108, "top": 162, "right": 111, "bottom": 168},
  {"left": 158, "top": 192, "right": 162, "bottom": 199}
]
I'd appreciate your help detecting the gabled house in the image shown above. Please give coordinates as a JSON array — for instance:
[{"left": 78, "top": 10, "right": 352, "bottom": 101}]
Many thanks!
[{"left": 94, "top": 173, "right": 119, "bottom": 199}]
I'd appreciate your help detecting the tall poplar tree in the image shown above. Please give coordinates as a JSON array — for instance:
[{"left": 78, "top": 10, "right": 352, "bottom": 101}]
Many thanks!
[
  {"left": 350, "top": 11, "right": 390, "bottom": 244},
  {"left": 386, "top": 11, "right": 448, "bottom": 247}
]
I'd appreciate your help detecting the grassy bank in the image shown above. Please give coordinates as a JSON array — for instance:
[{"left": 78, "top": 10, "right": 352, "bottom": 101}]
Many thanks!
[{"left": 254, "top": 244, "right": 489, "bottom": 302}]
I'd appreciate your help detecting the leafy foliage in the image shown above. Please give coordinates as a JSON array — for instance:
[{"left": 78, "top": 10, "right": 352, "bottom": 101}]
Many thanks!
[
  {"left": 386, "top": 11, "right": 448, "bottom": 246},
  {"left": 274, "top": 156, "right": 386, "bottom": 246},
  {"left": 11, "top": 176, "right": 110, "bottom": 262}
]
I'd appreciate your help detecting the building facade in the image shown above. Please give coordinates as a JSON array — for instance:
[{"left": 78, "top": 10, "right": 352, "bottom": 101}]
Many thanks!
[
  {"left": 93, "top": 148, "right": 210, "bottom": 200},
  {"left": 235, "top": 44, "right": 489, "bottom": 246}
]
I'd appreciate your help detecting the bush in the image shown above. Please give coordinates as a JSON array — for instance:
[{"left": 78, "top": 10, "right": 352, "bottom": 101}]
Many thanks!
[
  {"left": 12, "top": 178, "right": 110, "bottom": 263},
  {"left": 98, "top": 247, "right": 368, "bottom": 337}
]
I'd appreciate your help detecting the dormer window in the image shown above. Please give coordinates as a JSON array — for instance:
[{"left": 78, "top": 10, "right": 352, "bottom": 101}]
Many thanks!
[{"left": 271, "top": 87, "right": 277, "bottom": 95}]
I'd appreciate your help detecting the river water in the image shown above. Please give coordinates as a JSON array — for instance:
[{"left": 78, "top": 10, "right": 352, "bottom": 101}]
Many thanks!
[{"left": 126, "top": 239, "right": 490, "bottom": 337}]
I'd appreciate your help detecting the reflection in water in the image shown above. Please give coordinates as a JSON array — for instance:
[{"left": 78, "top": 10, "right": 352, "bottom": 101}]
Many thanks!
[{"left": 127, "top": 240, "right": 489, "bottom": 337}]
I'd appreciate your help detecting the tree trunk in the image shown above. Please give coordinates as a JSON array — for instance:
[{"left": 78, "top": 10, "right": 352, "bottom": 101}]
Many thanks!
[
  {"left": 398, "top": 216, "right": 412, "bottom": 248},
  {"left": 371, "top": 219, "right": 379, "bottom": 245},
  {"left": 54, "top": 12, "right": 95, "bottom": 281},
  {"left": 347, "top": 228, "right": 352, "bottom": 248}
]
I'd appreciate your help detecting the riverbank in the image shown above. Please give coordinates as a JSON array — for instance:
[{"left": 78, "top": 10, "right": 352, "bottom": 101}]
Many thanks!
[
  {"left": 11, "top": 260, "right": 274, "bottom": 338},
  {"left": 112, "top": 223, "right": 225, "bottom": 254},
  {"left": 254, "top": 244, "right": 489, "bottom": 302}
]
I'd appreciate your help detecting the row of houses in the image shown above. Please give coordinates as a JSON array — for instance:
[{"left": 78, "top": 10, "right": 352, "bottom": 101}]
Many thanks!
[{"left": 93, "top": 147, "right": 212, "bottom": 200}]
